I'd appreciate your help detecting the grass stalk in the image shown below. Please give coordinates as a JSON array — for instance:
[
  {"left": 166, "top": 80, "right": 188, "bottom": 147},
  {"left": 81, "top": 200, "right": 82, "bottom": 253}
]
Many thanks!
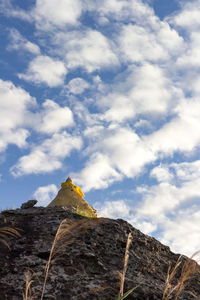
[
  {"left": 118, "top": 232, "right": 133, "bottom": 298},
  {"left": 40, "top": 218, "right": 104, "bottom": 300},
  {"left": 0, "top": 226, "right": 21, "bottom": 249},
  {"left": 162, "top": 251, "right": 200, "bottom": 300}
]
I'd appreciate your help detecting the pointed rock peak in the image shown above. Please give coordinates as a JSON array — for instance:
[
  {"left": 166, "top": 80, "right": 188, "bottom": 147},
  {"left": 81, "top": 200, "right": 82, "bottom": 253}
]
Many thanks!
[{"left": 48, "top": 177, "right": 97, "bottom": 218}]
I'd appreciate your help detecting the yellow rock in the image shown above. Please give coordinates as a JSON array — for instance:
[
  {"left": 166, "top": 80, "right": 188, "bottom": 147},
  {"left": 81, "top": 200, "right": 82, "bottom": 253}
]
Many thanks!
[{"left": 48, "top": 177, "right": 97, "bottom": 218}]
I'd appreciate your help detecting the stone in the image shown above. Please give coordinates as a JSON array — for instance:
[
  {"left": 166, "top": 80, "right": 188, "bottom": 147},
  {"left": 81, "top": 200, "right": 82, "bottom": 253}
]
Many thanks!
[
  {"left": 0, "top": 206, "right": 199, "bottom": 299},
  {"left": 48, "top": 177, "right": 97, "bottom": 218},
  {"left": 20, "top": 199, "right": 38, "bottom": 209}
]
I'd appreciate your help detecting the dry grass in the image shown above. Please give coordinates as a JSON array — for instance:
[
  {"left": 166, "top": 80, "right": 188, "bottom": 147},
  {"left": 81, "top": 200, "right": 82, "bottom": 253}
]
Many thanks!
[
  {"left": 40, "top": 217, "right": 105, "bottom": 300},
  {"left": 0, "top": 226, "right": 21, "bottom": 249},
  {"left": 118, "top": 232, "right": 133, "bottom": 298},
  {"left": 22, "top": 269, "right": 40, "bottom": 300},
  {"left": 162, "top": 251, "right": 200, "bottom": 300}
]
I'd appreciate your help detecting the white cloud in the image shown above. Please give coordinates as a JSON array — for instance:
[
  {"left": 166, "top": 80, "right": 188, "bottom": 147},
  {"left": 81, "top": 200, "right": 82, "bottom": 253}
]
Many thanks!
[
  {"left": 100, "top": 63, "right": 182, "bottom": 123},
  {"left": 135, "top": 159, "right": 200, "bottom": 254},
  {"left": 168, "top": 0, "right": 200, "bottom": 31},
  {"left": 95, "top": 198, "right": 157, "bottom": 235},
  {"left": 133, "top": 220, "right": 157, "bottom": 235},
  {"left": 146, "top": 98, "right": 200, "bottom": 155},
  {"left": 35, "top": 100, "right": 74, "bottom": 134},
  {"left": 55, "top": 30, "right": 118, "bottom": 73},
  {"left": 0, "top": 129, "right": 30, "bottom": 153},
  {"left": 19, "top": 55, "right": 67, "bottom": 87},
  {"left": 150, "top": 165, "right": 174, "bottom": 183},
  {"left": 73, "top": 127, "right": 155, "bottom": 191},
  {"left": 137, "top": 182, "right": 180, "bottom": 217},
  {"left": 171, "top": 160, "right": 200, "bottom": 181},
  {"left": 100, "top": 127, "right": 155, "bottom": 177},
  {"left": 176, "top": 32, "right": 200, "bottom": 69},
  {"left": 10, "top": 132, "right": 82, "bottom": 176},
  {"left": 8, "top": 29, "right": 40, "bottom": 55},
  {"left": 161, "top": 210, "right": 200, "bottom": 256},
  {"left": 0, "top": 0, "right": 31, "bottom": 21},
  {"left": 87, "top": 0, "right": 154, "bottom": 24},
  {"left": 33, "top": 184, "right": 58, "bottom": 206},
  {"left": 0, "top": 79, "right": 36, "bottom": 152},
  {"left": 118, "top": 24, "right": 167, "bottom": 63},
  {"left": 73, "top": 153, "right": 122, "bottom": 192},
  {"left": 95, "top": 200, "right": 131, "bottom": 219},
  {"left": 67, "top": 78, "right": 89, "bottom": 94},
  {"left": 33, "top": 0, "right": 82, "bottom": 29}
]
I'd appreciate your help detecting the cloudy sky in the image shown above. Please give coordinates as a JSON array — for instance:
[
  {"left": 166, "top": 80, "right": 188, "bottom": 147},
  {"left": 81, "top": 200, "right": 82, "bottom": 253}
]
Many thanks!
[{"left": 1, "top": 0, "right": 200, "bottom": 256}]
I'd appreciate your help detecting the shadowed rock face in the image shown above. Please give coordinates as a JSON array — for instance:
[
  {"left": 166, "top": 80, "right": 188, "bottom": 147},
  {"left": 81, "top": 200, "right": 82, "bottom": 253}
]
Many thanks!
[
  {"left": 0, "top": 207, "right": 200, "bottom": 300},
  {"left": 48, "top": 178, "right": 97, "bottom": 218}
]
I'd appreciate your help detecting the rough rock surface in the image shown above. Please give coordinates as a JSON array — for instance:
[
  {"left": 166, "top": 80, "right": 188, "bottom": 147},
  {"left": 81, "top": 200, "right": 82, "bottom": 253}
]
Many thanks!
[
  {"left": 20, "top": 199, "right": 38, "bottom": 209},
  {"left": 0, "top": 206, "right": 199, "bottom": 300}
]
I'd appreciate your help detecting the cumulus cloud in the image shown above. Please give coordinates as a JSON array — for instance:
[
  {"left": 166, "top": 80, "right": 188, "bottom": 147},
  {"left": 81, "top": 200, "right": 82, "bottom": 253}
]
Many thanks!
[
  {"left": 95, "top": 200, "right": 131, "bottom": 219},
  {"left": 118, "top": 24, "right": 167, "bottom": 63},
  {"left": 146, "top": 98, "right": 200, "bottom": 156},
  {"left": 0, "top": 79, "right": 36, "bottom": 152},
  {"left": 10, "top": 132, "right": 82, "bottom": 176},
  {"left": 73, "top": 153, "right": 122, "bottom": 192},
  {"left": 19, "top": 55, "right": 67, "bottom": 87},
  {"left": 150, "top": 165, "right": 174, "bottom": 183},
  {"left": 99, "top": 63, "right": 182, "bottom": 123},
  {"left": 161, "top": 210, "right": 200, "bottom": 256},
  {"left": 168, "top": 0, "right": 200, "bottom": 31},
  {"left": 175, "top": 32, "right": 200, "bottom": 70},
  {"left": 54, "top": 30, "right": 119, "bottom": 73},
  {"left": 33, "top": 184, "right": 58, "bottom": 206},
  {"left": 8, "top": 29, "right": 40, "bottom": 54},
  {"left": 135, "top": 159, "right": 200, "bottom": 255},
  {"left": 0, "top": 0, "right": 31, "bottom": 21},
  {"left": 73, "top": 127, "right": 155, "bottom": 191},
  {"left": 35, "top": 100, "right": 74, "bottom": 134},
  {"left": 33, "top": 0, "right": 82, "bottom": 29},
  {"left": 86, "top": 0, "right": 154, "bottom": 24},
  {"left": 66, "top": 78, "right": 89, "bottom": 94}
]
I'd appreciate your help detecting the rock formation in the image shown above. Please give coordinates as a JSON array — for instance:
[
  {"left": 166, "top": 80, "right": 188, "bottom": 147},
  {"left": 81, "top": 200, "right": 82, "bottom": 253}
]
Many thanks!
[
  {"left": 48, "top": 177, "right": 97, "bottom": 218},
  {"left": 21, "top": 199, "right": 38, "bottom": 209},
  {"left": 0, "top": 206, "right": 199, "bottom": 300}
]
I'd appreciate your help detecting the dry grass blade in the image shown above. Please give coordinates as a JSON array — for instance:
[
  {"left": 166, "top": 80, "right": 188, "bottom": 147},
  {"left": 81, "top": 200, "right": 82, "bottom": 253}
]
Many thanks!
[
  {"left": 22, "top": 270, "right": 34, "bottom": 300},
  {"left": 118, "top": 232, "right": 133, "bottom": 298},
  {"left": 40, "top": 217, "right": 105, "bottom": 300},
  {"left": 0, "top": 226, "right": 21, "bottom": 249},
  {"left": 162, "top": 251, "right": 200, "bottom": 300},
  {"left": 22, "top": 268, "right": 40, "bottom": 300}
]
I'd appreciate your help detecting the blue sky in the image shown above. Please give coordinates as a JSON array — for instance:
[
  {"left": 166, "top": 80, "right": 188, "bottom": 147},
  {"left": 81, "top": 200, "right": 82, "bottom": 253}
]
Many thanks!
[{"left": 1, "top": 0, "right": 200, "bottom": 256}]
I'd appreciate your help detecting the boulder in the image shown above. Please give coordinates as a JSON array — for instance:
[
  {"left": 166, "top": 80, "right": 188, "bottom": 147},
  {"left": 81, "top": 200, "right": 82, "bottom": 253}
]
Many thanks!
[{"left": 20, "top": 199, "right": 38, "bottom": 209}]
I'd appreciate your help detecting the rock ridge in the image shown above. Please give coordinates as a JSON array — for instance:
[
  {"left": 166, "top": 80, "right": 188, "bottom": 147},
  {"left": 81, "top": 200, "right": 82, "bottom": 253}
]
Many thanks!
[{"left": 0, "top": 206, "right": 199, "bottom": 300}]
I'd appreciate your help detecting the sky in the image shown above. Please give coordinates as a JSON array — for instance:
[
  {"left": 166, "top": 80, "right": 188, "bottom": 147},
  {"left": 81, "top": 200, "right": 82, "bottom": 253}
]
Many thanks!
[{"left": 0, "top": 0, "right": 200, "bottom": 257}]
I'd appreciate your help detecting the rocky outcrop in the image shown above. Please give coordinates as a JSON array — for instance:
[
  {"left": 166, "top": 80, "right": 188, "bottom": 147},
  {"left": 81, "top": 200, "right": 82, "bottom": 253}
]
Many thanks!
[
  {"left": 0, "top": 206, "right": 199, "bottom": 300},
  {"left": 48, "top": 177, "right": 97, "bottom": 218},
  {"left": 21, "top": 199, "right": 38, "bottom": 209}
]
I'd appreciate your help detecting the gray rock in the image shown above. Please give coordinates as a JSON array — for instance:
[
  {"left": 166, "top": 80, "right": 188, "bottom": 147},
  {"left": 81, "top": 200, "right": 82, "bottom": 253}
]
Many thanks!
[
  {"left": 20, "top": 199, "right": 38, "bottom": 209},
  {"left": 0, "top": 206, "right": 199, "bottom": 300}
]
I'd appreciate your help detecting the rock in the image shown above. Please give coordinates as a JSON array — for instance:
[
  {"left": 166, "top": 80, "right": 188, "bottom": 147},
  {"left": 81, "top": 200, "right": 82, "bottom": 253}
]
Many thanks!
[
  {"left": 48, "top": 177, "right": 97, "bottom": 218},
  {"left": 0, "top": 206, "right": 199, "bottom": 300},
  {"left": 20, "top": 199, "right": 38, "bottom": 209}
]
